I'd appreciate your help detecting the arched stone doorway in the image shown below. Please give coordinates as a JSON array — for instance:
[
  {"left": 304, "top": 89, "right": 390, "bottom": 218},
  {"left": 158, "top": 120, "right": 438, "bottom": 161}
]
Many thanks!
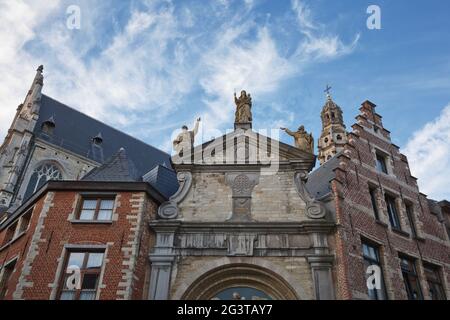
[{"left": 181, "top": 264, "right": 299, "bottom": 300}]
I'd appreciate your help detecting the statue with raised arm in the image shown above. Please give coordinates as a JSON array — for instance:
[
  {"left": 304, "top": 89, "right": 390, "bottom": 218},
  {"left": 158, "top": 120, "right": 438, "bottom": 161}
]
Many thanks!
[
  {"left": 173, "top": 117, "right": 201, "bottom": 155},
  {"left": 234, "top": 90, "right": 252, "bottom": 123},
  {"left": 280, "top": 125, "right": 314, "bottom": 154}
]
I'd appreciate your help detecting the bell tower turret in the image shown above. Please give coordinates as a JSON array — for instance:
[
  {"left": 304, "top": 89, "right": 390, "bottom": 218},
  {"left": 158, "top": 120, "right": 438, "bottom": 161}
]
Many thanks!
[{"left": 318, "top": 86, "right": 347, "bottom": 165}]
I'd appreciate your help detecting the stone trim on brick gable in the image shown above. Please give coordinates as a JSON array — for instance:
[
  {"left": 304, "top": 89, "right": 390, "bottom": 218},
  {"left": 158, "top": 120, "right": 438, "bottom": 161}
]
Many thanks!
[
  {"left": 116, "top": 192, "right": 145, "bottom": 300},
  {"left": 13, "top": 191, "right": 54, "bottom": 299}
]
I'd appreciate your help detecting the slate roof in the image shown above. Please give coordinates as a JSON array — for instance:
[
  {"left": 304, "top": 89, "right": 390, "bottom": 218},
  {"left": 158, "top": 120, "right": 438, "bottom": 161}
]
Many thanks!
[
  {"left": 143, "top": 165, "right": 179, "bottom": 199},
  {"left": 82, "top": 148, "right": 141, "bottom": 182},
  {"left": 306, "top": 153, "right": 341, "bottom": 198},
  {"left": 35, "top": 94, "right": 172, "bottom": 176},
  {"left": 0, "top": 205, "right": 8, "bottom": 215}
]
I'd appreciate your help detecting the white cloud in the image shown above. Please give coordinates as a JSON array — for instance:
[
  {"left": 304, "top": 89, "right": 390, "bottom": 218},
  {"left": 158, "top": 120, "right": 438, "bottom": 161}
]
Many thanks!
[
  {"left": 0, "top": 0, "right": 359, "bottom": 153},
  {"left": 404, "top": 104, "right": 450, "bottom": 200},
  {"left": 196, "top": 0, "right": 359, "bottom": 139},
  {"left": 0, "top": 0, "right": 60, "bottom": 141},
  {"left": 199, "top": 26, "right": 293, "bottom": 134},
  {"left": 292, "top": 0, "right": 359, "bottom": 60}
]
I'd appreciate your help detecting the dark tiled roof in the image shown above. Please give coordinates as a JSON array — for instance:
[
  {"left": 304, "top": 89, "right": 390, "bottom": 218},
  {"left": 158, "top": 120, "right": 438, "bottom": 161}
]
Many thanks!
[
  {"left": 35, "top": 94, "right": 171, "bottom": 176},
  {"left": 143, "top": 165, "right": 179, "bottom": 198},
  {"left": 82, "top": 148, "right": 140, "bottom": 182},
  {"left": 306, "top": 154, "right": 341, "bottom": 198}
]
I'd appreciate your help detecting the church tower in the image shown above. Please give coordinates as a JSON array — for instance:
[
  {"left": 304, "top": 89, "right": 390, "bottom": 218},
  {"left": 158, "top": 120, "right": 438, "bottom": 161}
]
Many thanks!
[
  {"left": 0, "top": 66, "right": 43, "bottom": 209},
  {"left": 317, "top": 87, "right": 347, "bottom": 165}
]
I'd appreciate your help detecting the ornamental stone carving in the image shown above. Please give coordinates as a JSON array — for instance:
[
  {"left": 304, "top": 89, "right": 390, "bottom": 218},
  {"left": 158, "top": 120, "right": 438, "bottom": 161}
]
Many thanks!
[
  {"left": 225, "top": 172, "right": 259, "bottom": 221},
  {"left": 294, "top": 171, "right": 327, "bottom": 219},
  {"left": 158, "top": 171, "right": 192, "bottom": 219}
]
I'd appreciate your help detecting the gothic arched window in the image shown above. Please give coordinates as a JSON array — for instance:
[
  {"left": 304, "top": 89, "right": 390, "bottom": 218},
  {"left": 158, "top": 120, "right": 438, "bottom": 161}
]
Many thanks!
[{"left": 24, "top": 163, "right": 63, "bottom": 200}]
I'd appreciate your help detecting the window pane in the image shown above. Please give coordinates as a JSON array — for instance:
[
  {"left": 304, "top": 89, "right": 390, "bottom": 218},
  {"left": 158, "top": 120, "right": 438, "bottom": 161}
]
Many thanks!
[
  {"left": 86, "top": 253, "right": 104, "bottom": 269},
  {"left": 362, "top": 244, "right": 369, "bottom": 257},
  {"left": 82, "top": 200, "right": 97, "bottom": 210},
  {"left": 376, "top": 154, "right": 388, "bottom": 174},
  {"left": 405, "top": 205, "right": 417, "bottom": 237},
  {"left": 82, "top": 274, "right": 99, "bottom": 290},
  {"left": 97, "top": 209, "right": 112, "bottom": 221},
  {"left": 369, "top": 189, "right": 379, "bottom": 219},
  {"left": 386, "top": 196, "right": 400, "bottom": 229},
  {"left": 67, "top": 252, "right": 85, "bottom": 269},
  {"left": 79, "top": 290, "right": 96, "bottom": 300},
  {"left": 79, "top": 209, "right": 95, "bottom": 220},
  {"left": 100, "top": 199, "right": 114, "bottom": 210},
  {"left": 60, "top": 290, "right": 76, "bottom": 300}
]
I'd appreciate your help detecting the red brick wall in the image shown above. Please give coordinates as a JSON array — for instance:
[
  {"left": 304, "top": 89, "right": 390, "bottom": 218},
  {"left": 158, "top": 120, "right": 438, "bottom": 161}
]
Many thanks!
[
  {"left": 331, "top": 101, "right": 450, "bottom": 300},
  {"left": 0, "top": 189, "right": 158, "bottom": 300},
  {"left": 0, "top": 195, "right": 45, "bottom": 300}
]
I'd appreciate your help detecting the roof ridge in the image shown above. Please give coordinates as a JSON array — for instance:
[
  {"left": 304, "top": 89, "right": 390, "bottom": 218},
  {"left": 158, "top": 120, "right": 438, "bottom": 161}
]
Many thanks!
[{"left": 82, "top": 147, "right": 140, "bottom": 182}]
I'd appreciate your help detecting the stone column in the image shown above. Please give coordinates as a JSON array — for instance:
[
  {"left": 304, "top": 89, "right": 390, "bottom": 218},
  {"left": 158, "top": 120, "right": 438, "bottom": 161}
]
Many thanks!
[
  {"left": 307, "top": 231, "right": 335, "bottom": 300},
  {"left": 307, "top": 255, "right": 335, "bottom": 300},
  {"left": 148, "top": 221, "right": 179, "bottom": 300}
]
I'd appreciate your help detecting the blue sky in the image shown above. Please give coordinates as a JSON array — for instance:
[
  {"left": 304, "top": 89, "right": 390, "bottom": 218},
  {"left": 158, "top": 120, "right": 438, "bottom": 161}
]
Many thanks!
[{"left": 0, "top": 0, "right": 449, "bottom": 199}]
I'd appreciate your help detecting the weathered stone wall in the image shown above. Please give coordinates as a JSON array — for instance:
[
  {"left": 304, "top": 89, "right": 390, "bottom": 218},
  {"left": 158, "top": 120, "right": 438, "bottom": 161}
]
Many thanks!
[
  {"left": 169, "top": 256, "right": 315, "bottom": 300},
  {"left": 178, "top": 170, "right": 307, "bottom": 222}
]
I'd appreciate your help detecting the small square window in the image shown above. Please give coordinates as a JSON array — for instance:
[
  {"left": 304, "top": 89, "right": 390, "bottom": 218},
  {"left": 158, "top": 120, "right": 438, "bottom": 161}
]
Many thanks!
[
  {"left": 424, "top": 263, "right": 446, "bottom": 300},
  {"left": 369, "top": 187, "right": 380, "bottom": 220},
  {"left": 0, "top": 259, "right": 17, "bottom": 299},
  {"left": 400, "top": 256, "right": 423, "bottom": 300},
  {"left": 362, "top": 241, "right": 387, "bottom": 300},
  {"left": 77, "top": 197, "right": 115, "bottom": 221},
  {"left": 18, "top": 210, "right": 32, "bottom": 233},
  {"left": 59, "top": 251, "right": 104, "bottom": 300},
  {"left": 376, "top": 153, "right": 388, "bottom": 174},
  {"left": 385, "top": 195, "right": 401, "bottom": 230},
  {"left": 405, "top": 203, "right": 417, "bottom": 237}
]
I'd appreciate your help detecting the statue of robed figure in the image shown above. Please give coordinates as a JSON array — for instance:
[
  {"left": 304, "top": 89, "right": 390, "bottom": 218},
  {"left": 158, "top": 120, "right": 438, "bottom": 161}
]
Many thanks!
[
  {"left": 173, "top": 117, "right": 201, "bottom": 156},
  {"left": 234, "top": 90, "right": 252, "bottom": 124},
  {"left": 281, "top": 125, "right": 314, "bottom": 154}
]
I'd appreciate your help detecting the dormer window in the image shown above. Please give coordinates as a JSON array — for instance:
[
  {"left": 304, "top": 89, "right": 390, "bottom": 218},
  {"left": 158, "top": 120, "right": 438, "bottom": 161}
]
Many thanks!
[
  {"left": 336, "top": 134, "right": 342, "bottom": 141},
  {"left": 42, "top": 116, "right": 56, "bottom": 135},
  {"left": 92, "top": 133, "right": 103, "bottom": 145}
]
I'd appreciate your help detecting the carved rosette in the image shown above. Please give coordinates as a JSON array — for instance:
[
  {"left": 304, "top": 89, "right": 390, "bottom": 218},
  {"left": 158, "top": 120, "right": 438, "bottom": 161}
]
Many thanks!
[
  {"left": 158, "top": 171, "right": 192, "bottom": 219},
  {"left": 294, "top": 172, "right": 327, "bottom": 219},
  {"left": 225, "top": 172, "right": 259, "bottom": 221}
]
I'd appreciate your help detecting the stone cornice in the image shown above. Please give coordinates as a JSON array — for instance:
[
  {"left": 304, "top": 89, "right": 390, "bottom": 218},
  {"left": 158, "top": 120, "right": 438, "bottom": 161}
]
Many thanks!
[{"left": 149, "top": 220, "right": 335, "bottom": 234}]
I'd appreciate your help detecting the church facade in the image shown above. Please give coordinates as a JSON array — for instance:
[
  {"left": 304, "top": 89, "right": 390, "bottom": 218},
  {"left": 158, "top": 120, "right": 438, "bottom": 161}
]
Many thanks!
[{"left": 0, "top": 67, "right": 448, "bottom": 300}]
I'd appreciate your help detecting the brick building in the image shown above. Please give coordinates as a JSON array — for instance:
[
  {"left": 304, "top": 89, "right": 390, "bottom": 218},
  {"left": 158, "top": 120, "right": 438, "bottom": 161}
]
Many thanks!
[
  {"left": 0, "top": 149, "right": 167, "bottom": 299},
  {"left": 308, "top": 98, "right": 450, "bottom": 300},
  {"left": 0, "top": 67, "right": 449, "bottom": 300}
]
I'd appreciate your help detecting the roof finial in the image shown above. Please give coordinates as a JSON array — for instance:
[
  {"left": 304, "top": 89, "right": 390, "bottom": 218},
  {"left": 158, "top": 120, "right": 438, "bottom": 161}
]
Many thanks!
[{"left": 324, "top": 84, "right": 332, "bottom": 100}]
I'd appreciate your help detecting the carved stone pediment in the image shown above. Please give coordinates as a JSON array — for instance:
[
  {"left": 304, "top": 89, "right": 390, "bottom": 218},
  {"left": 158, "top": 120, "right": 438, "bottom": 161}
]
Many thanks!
[{"left": 171, "top": 129, "right": 315, "bottom": 170}]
